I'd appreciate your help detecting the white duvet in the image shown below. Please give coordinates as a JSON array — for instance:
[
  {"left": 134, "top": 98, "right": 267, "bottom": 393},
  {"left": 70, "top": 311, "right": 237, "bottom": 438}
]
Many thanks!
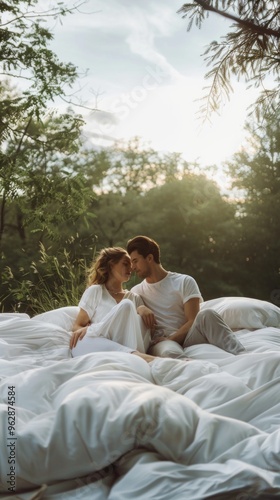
[{"left": 0, "top": 297, "right": 280, "bottom": 499}]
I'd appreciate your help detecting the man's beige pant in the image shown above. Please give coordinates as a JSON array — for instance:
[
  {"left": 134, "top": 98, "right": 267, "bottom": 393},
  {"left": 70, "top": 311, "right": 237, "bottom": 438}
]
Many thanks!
[{"left": 148, "top": 309, "right": 246, "bottom": 358}]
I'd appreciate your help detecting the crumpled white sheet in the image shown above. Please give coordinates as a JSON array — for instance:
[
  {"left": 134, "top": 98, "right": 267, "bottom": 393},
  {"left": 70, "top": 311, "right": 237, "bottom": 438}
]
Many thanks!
[{"left": 0, "top": 313, "right": 280, "bottom": 499}]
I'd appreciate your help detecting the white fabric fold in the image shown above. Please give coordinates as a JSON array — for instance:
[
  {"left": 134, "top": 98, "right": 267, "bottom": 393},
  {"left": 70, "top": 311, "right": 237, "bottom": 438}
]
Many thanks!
[{"left": 0, "top": 308, "right": 280, "bottom": 498}]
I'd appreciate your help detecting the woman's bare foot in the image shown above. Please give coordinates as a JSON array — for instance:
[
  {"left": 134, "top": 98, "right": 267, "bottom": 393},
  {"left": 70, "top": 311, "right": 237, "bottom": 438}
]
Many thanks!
[{"left": 132, "top": 351, "right": 157, "bottom": 363}]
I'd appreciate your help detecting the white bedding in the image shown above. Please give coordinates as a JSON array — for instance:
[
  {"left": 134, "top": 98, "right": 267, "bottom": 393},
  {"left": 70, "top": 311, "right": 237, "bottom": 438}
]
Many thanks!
[{"left": 0, "top": 297, "right": 280, "bottom": 499}]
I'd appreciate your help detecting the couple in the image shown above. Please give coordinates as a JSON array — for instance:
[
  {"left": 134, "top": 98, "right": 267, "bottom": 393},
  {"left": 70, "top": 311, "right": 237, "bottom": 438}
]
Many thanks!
[{"left": 70, "top": 236, "right": 246, "bottom": 362}]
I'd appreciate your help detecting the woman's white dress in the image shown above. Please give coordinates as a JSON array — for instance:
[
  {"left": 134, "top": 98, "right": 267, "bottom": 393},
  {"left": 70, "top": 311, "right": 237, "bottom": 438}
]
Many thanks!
[{"left": 71, "top": 284, "right": 150, "bottom": 357}]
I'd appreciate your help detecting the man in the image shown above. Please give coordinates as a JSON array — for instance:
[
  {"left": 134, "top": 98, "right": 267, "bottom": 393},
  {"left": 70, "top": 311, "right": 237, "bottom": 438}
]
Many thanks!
[{"left": 127, "top": 235, "right": 246, "bottom": 358}]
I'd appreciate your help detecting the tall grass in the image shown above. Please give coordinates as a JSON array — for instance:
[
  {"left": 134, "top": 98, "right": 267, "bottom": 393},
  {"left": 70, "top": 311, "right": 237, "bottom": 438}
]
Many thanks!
[{"left": 2, "top": 244, "right": 89, "bottom": 315}]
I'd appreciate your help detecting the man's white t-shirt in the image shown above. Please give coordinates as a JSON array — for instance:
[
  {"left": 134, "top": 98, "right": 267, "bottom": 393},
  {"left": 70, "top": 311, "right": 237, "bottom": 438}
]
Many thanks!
[{"left": 131, "top": 272, "right": 202, "bottom": 337}]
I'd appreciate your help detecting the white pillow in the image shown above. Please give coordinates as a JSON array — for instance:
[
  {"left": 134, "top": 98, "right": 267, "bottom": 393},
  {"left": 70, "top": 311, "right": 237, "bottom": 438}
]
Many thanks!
[
  {"left": 0, "top": 313, "right": 30, "bottom": 322},
  {"left": 31, "top": 306, "right": 79, "bottom": 331},
  {"left": 200, "top": 297, "right": 280, "bottom": 329}
]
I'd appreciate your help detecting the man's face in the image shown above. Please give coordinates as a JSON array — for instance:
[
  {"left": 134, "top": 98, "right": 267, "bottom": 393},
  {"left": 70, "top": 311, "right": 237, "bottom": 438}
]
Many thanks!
[{"left": 130, "top": 250, "right": 151, "bottom": 279}]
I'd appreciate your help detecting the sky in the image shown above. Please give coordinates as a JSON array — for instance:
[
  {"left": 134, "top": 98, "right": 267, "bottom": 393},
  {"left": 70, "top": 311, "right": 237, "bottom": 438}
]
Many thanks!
[{"left": 48, "top": 0, "right": 260, "bottom": 185}]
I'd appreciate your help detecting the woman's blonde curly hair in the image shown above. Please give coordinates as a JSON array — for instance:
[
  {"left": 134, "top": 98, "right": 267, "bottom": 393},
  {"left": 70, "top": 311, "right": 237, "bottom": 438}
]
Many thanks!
[{"left": 87, "top": 247, "right": 129, "bottom": 286}]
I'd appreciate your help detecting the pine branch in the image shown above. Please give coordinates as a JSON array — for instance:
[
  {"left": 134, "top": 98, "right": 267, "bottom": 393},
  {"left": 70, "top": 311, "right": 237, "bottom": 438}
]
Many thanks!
[{"left": 192, "top": 0, "right": 280, "bottom": 38}]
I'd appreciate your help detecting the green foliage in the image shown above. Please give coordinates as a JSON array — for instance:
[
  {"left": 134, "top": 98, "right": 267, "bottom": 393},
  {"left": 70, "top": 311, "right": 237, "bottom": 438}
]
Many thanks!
[
  {"left": 1, "top": 0, "right": 279, "bottom": 313},
  {"left": 86, "top": 164, "right": 243, "bottom": 299},
  {"left": 0, "top": 83, "right": 95, "bottom": 244},
  {"left": 0, "top": 1, "right": 87, "bottom": 208},
  {"left": 1, "top": 243, "right": 88, "bottom": 314},
  {"left": 88, "top": 191, "right": 142, "bottom": 247},
  {"left": 95, "top": 137, "right": 190, "bottom": 194},
  {"left": 226, "top": 111, "right": 280, "bottom": 300},
  {"left": 0, "top": 0, "right": 95, "bottom": 247},
  {"left": 0, "top": 0, "right": 79, "bottom": 116},
  {"left": 178, "top": 0, "right": 280, "bottom": 120},
  {"left": 0, "top": 0, "right": 101, "bottom": 313},
  {"left": 128, "top": 175, "right": 242, "bottom": 299},
  {"left": 1, "top": 117, "right": 279, "bottom": 310}
]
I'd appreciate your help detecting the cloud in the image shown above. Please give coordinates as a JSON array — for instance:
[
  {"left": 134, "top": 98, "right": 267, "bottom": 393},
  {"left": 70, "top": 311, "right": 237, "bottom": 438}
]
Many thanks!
[
  {"left": 84, "top": 130, "right": 116, "bottom": 142},
  {"left": 48, "top": 0, "right": 259, "bottom": 170},
  {"left": 122, "top": 3, "right": 182, "bottom": 81},
  {"left": 61, "top": 0, "right": 184, "bottom": 82},
  {"left": 89, "top": 109, "right": 118, "bottom": 126}
]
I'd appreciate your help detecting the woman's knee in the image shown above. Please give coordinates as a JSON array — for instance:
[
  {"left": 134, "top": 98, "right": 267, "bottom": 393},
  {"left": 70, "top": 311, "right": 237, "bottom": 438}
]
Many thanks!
[
  {"left": 118, "top": 298, "right": 135, "bottom": 314},
  {"left": 119, "top": 299, "right": 135, "bottom": 309}
]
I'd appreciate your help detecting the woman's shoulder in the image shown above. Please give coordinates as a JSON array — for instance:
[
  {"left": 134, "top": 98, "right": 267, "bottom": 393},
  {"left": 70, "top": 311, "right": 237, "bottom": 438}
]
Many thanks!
[
  {"left": 82, "top": 284, "right": 103, "bottom": 298},
  {"left": 87, "top": 283, "right": 103, "bottom": 290}
]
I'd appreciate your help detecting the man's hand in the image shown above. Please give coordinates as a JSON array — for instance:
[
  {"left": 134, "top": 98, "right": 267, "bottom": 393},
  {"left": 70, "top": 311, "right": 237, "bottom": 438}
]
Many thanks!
[
  {"left": 70, "top": 326, "right": 88, "bottom": 349},
  {"left": 137, "top": 305, "right": 157, "bottom": 331}
]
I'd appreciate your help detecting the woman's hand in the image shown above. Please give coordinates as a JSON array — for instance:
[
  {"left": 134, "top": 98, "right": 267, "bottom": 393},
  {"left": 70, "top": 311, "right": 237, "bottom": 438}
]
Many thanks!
[
  {"left": 137, "top": 305, "right": 157, "bottom": 331},
  {"left": 70, "top": 326, "right": 88, "bottom": 349}
]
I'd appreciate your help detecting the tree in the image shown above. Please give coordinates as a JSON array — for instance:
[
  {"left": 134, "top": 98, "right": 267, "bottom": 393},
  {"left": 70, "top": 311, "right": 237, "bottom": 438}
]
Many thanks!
[
  {"left": 0, "top": 83, "right": 93, "bottom": 241},
  {"left": 178, "top": 0, "right": 280, "bottom": 120},
  {"left": 77, "top": 139, "right": 206, "bottom": 251},
  {"left": 0, "top": 0, "right": 83, "bottom": 120},
  {"left": 122, "top": 175, "right": 242, "bottom": 298},
  {"left": 0, "top": 0, "right": 98, "bottom": 244},
  {"left": 86, "top": 137, "right": 204, "bottom": 196},
  {"left": 0, "top": 1, "right": 101, "bottom": 248},
  {"left": 96, "top": 138, "right": 188, "bottom": 195},
  {"left": 88, "top": 191, "right": 144, "bottom": 248},
  {"left": 0, "top": 1, "right": 93, "bottom": 205},
  {"left": 0, "top": 83, "right": 96, "bottom": 312},
  {"left": 227, "top": 111, "right": 280, "bottom": 301}
]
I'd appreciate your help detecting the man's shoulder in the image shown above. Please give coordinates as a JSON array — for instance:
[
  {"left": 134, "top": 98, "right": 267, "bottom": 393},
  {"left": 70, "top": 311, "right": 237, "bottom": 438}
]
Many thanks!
[
  {"left": 125, "top": 288, "right": 139, "bottom": 298},
  {"left": 167, "top": 272, "right": 194, "bottom": 282},
  {"left": 167, "top": 272, "right": 200, "bottom": 291},
  {"left": 130, "top": 281, "right": 145, "bottom": 293}
]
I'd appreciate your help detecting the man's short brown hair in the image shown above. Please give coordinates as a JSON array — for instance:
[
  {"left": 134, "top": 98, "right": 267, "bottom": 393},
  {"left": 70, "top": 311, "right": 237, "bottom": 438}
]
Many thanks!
[{"left": 126, "top": 235, "right": 161, "bottom": 264}]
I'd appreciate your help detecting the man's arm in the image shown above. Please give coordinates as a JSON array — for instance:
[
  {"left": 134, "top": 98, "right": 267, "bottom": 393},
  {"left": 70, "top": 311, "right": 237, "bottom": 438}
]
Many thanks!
[
  {"left": 167, "top": 297, "right": 200, "bottom": 345},
  {"left": 137, "top": 305, "right": 157, "bottom": 331}
]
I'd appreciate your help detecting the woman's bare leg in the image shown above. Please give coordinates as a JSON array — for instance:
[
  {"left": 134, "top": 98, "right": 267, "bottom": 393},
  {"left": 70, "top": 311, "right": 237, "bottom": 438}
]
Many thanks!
[{"left": 132, "top": 351, "right": 157, "bottom": 363}]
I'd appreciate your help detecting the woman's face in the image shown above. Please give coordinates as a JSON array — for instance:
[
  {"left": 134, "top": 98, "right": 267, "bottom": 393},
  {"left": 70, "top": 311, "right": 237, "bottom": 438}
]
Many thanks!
[{"left": 110, "top": 254, "right": 132, "bottom": 283}]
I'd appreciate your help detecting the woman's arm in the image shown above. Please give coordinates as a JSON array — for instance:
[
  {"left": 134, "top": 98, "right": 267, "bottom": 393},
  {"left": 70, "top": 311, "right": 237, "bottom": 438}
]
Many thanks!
[
  {"left": 70, "top": 309, "right": 90, "bottom": 349},
  {"left": 72, "top": 308, "right": 90, "bottom": 332}
]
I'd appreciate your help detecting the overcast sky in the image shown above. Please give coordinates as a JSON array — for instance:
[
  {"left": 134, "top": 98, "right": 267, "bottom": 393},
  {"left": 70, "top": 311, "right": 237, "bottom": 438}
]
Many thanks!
[{"left": 49, "top": 0, "right": 259, "bottom": 179}]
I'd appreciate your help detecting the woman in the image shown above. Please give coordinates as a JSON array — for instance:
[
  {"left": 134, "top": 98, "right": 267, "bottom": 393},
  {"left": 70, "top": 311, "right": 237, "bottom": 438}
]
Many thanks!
[{"left": 70, "top": 247, "right": 156, "bottom": 363}]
